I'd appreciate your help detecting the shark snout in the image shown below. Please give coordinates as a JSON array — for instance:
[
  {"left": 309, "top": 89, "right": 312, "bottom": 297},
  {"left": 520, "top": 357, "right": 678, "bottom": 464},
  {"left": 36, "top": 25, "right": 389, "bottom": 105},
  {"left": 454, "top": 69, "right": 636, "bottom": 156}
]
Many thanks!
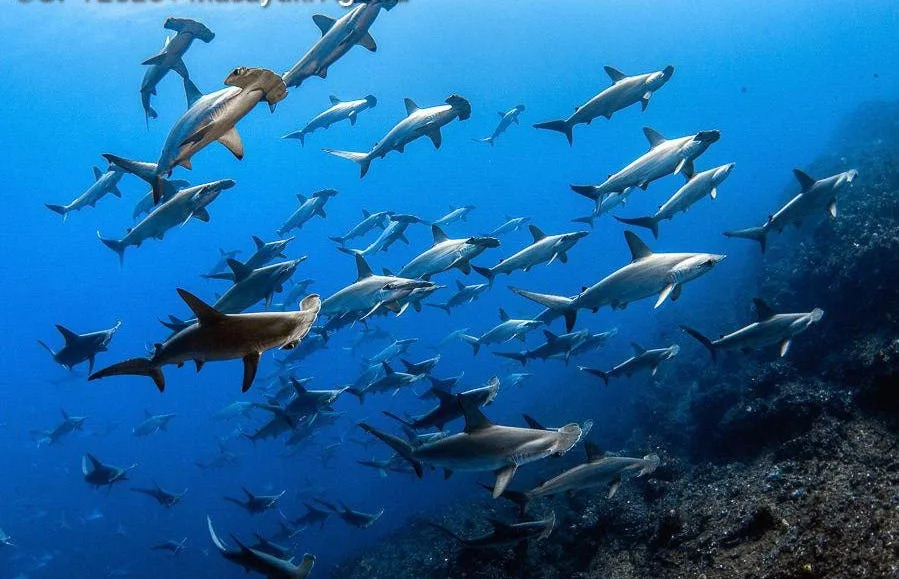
[
  {"left": 469, "top": 236, "right": 500, "bottom": 248},
  {"left": 695, "top": 130, "right": 721, "bottom": 144},
  {"left": 707, "top": 254, "right": 727, "bottom": 265},
  {"left": 714, "top": 163, "right": 736, "bottom": 182}
]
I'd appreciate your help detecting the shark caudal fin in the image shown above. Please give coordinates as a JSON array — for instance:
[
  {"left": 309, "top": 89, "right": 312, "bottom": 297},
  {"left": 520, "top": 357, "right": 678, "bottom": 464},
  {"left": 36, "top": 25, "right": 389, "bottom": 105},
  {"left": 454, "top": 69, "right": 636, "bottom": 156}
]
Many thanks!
[
  {"left": 97, "top": 232, "right": 127, "bottom": 266},
  {"left": 357, "top": 422, "right": 423, "bottom": 478},
  {"left": 45, "top": 204, "right": 69, "bottom": 220},
  {"left": 346, "top": 388, "right": 366, "bottom": 405},
  {"left": 509, "top": 287, "right": 578, "bottom": 331},
  {"left": 493, "top": 351, "right": 528, "bottom": 366},
  {"left": 459, "top": 334, "right": 481, "bottom": 356},
  {"left": 423, "top": 303, "right": 451, "bottom": 315},
  {"left": 88, "top": 358, "right": 166, "bottom": 392},
  {"left": 723, "top": 226, "right": 767, "bottom": 253},
  {"left": 322, "top": 148, "right": 372, "bottom": 178},
  {"left": 578, "top": 366, "right": 609, "bottom": 386},
  {"left": 569, "top": 184, "right": 601, "bottom": 201},
  {"left": 472, "top": 137, "right": 495, "bottom": 146},
  {"left": 102, "top": 154, "right": 164, "bottom": 202},
  {"left": 477, "top": 482, "right": 531, "bottom": 516},
  {"left": 533, "top": 120, "right": 573, "bottom": 146},
  {"left": 281, "top": 130, "right": 306, "bottom": 147},
  {"left": 614, "top": 216, "right": 660, "bottom": 239},
  {"left": 679, "top": 325, "right": 717, "bottom": 361},
  {"left": 471, "top": 265, "right": 495, "bottom": 285}
]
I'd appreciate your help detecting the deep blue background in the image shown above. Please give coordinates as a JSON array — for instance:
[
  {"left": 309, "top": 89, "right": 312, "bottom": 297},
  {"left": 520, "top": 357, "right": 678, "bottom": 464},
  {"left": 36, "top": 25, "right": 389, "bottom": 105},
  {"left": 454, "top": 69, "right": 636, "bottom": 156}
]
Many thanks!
[{"left": 1, "top": 0, "right": 896, "bottom": 576}]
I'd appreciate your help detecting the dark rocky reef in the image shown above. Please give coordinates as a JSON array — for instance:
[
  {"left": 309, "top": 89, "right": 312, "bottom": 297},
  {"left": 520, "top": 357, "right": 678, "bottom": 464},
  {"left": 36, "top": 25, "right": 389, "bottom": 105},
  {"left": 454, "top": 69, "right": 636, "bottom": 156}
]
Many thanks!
[{"left": 333, "top": 102, "right": 899, "bottom": 578}]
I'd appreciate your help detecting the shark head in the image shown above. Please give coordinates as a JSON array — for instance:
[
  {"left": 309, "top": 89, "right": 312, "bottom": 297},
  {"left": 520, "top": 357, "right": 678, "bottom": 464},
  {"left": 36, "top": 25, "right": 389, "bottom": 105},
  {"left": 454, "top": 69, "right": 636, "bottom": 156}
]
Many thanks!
[
  {"left": 445, "top": 94, "right": 472, "bottom": 121},
  {"left": 646, "top": 66, "right": 675, "bottom": 91},
  {"left": 693, "top": 130, "right": 721, "bottom": 144},
  {"left": 164, "top": 17, "right": 215, "bottom": 43},
  {"left": 669, "top": 254, "right": 726, "bottom": 284},
  {"left": 191, "top": 179, "right": 235, "bottom": 210},
  {"left": 713, "top": 163, "right": 736, "bottom": 184},
  {"left": 467, "top": 236, "right": 500, "bottom": 248},
  {"left": 364, "top": 94, "right": 378, "bottom": 107}
]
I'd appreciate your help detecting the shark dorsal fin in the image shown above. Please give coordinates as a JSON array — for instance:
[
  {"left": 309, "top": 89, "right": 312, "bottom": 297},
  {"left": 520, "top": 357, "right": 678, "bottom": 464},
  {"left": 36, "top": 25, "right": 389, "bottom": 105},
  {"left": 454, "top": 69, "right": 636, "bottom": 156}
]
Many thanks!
[
  {"left": 455, "top": 280, "right": 466, "bottom": 291},
  {"left": 793, "top": 169, "right": 816, "bottom": 192},
  {"left": 290, "top": 377, "right": 308, "bottom": 395},
  {"left": 382, "top": 362, "right": 395, "bottom": 375},
  {"left": 631, "top": 342, "right": 646, "bottom": 356},
  {"left": 432, "top": 225, "right": 449, "bottom": 245},
  {"left": 643, "top": 127, "right": 666, "bottom": 148},
  {"left": 252, "top": 235, "right": 265, "bottom": 249},
  {"left": 498, "top": 308, "right": 510, "bottom": 322},
  {"left": 226, "top": 259, "right": 252, "bottom": 282},
  {"left": 604, "top": 65, "right": 626, "bottom": 82},
  {"left": 361, "top": 208, "right": 371, "bottom": 218},
  {"left": 433, "top": 388, "right": 455, "bottom": 404},
  {"left": 486, "top": 518, "right": 512, "bottom": 534},
  {"left": 528, "top": 224, "right": 546, "bottom": 242},
  {"left": 460, "top": 394, "right": 493, "bottom": 433},
  {"left": 176, "top": 289, "right": 226, "bottom": 325},
  {"left": 624, "top": 231, "right": 653, "bottom": 261},
  {"left": 404, "top": 98, "right": 420, "bottom": 115},
  {"left": 312, "top": 14, "right": 335, "bottom": 36},
  {"left": 753, "top": 298, "right": 777, "bottom": 321},
  {"left": 354, "top": 254, "right": 374, "bottom": 280},
  {"left": 55, "top": 325, "right": 80, "bottom": 344},
  {"left": 585, "top": 441, "right": 603, "bottom": 461},
  {"left": 296, "top": 193, "right": 307, "bottom": 204},
  {"left": 92, "top": 166, "right": 103, "bottom": 180},
  {"left": 543, "top": 329, "right": 558, "bottom": 342},
  {"left": 84, "top": 453, "right": 103, "bottom": 472},
  {"left": 329, "top": 95, "right": 341, "bottom": 105},
  {"left": 522, "top": 413, "right": 545, "bottom": 430}
]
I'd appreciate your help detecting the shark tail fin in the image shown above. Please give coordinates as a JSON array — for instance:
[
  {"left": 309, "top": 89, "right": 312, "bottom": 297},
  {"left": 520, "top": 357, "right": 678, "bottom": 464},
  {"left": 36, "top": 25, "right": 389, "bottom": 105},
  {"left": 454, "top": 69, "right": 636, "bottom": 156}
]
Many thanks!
[
  {"left": 357, "top": 422, "right": 423, "bottom": 478},
  {"left": 459, "top": 334, "right": 481, "bottom": 356},
  {"left": 328, "top": 235, "right": 346, "bottom": 246},
  {"left": 471, "top": 265, "right": 495, "bottom": 285},
  {"left": 382, "top": 411, "right": 414, "bottom": 428},
  {"left": 570, "top": 184, "right": 601, "bottom": 201},
  {"left": 45, "top": 204, "right": 68, "bottom": 219},
  {"left": 509, "top": 287, "right": 577, "bottom": 331},
  {"left": 322, "top": 148, "right": 372, "bottom": 178},
  {"left": 346, "top": 388, "right": 366, "bottom": 405},
  {"left": 281, "top": 130, "right": 306, "bottom": 147},
  {"left": 423, "top": 303, "right": 451, "bottom": 315},
  {"left": 37, "top": 340, "right": 56, "bottom": 358},
  {"left": 578, "top": 366, "right": 609, "bottom": 386},
  {"left": 679, "top": 325, "right": 717, "bottom": 361},
  {"left": 723, "top": 226, "right": 767, "bottom": 253},
  {"left": 494, "top": 351, "right": 528, "bottom": 366},
  {"left": 477, "top": 482, "right": 531, "bottom": 515},
  {"left": 88, "top": 358, "right": 166, "bottom": 392},
  {"left": 614, "top": 216, "right": 660, "bottom": 240},
  {"left": 533, "top": 120, "right": 573, "bottom": 146},
  {"left": 102, "top": 154, "right": 162, "bottom": 201},
  {"left": 423, "top": 521, "right": 466, "bottom": 543},
  {"left": 97, "top": 232, "right": 126, "bottom": 266},
  {"left": 472, "top": 137, "right": 494, "bottom": 146}
]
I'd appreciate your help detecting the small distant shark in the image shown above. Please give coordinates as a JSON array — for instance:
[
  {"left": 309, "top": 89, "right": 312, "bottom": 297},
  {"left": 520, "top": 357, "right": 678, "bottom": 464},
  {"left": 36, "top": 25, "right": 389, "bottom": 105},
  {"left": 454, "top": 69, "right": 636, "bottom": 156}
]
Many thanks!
[
  {"left": 724, "top": 168, "right": 858, "bottom": 252},
  {"left": 131, "top": 481, "right": 187, "bottom": 509},
  {"left": 579, "top": 343, "right": 680, "bottom": 385},
  {"left": 473, "top": 105, "right": 525, "bottom": 146},
  {"left": 488, "top": 216, "right": 531, "bottom": 237},
  {"left": 460, "top": 308, "right": 543, "bottom": 355},
  {"left": 293, "top": 502, "right": 331, "bottom": 529},
  {"left": 398, "top": 226, "right": 499, "bottom": 280},
  {"left": 473, "top": 225, "right": 588, "bottom": 283},
  {"left": 534, "top": 65, "right": 674, "bottom": 145},
  {"left": 277, "top": 189, "right": 339, "bottom": 236},
  {"left": 494, "top": 329, "right": 590, "bottom": 366},
  {"left": 0, "top": 527, "right": 14, "bottom": 548},
  {"left": 340, "top": 213, "right": 424, "bottom": 255},
  {"left": 45, "top": 164, "right": 125, "bottom": 220},
  {"left": 428, "top": 512, "right": 555, "bottom": 548},
  {"left": 140, "top": 17, "right": 215, "bottom": 122},
  {"left": 281, "top": 0, "right": 398, "bottom": 87},
  {"left": 207, "top": 516, "right": 315, "bottom": 579},
  {"left": 384, "top": 377, "right": 500, "bottom": 431},
  {"left": 224, "top": 487, "right": 286, "bottom": 515},
  {"left": 106, "top": 67, "right": 287, "bottom": 203},
  {"left": 511, "top": 231, "right": 725, "bottom": 331},
  {"left": 431, "top": 205, "right": 475, "bottom": 227},
  {"left": 89, "top": 290, "right": 321, "bottom": 393},
  {"left": 329, "top": 209, "right": 392, "bottom": 246},
  {"left": 324, "top": 95, "right": 472, "bottom": 178},
  {"left": 39, "top": 320, "right": 121, "bottom": 374},
  {"left": 681, "top": 298, "right": 824, "bottom": 359},
  {"left": 322, "top": 254, "right": 434, "bottom": 320},
  {"left": 283, "top": 95, "right": 378, "bottom": 146},
  {"left": 425, "top": 280, "right": 489, "bottom": 314},
  {"left": 364, "top": 338, "right": 418, "bottom": 366},
  {"left": 150, "top": 537, "right": 188, "bottom": 556},
  {"left": 359, "top": 395, "right": 582, "bottom": 497},
  {"left": 314, "top": 499, "right": 383, "bottom": 529},
  {"left": 348, "top": 362, "right": 425, "bottom": 404},
  {"left": 34, "top": 410, "right": 88, "bottom": 447},
  {"left": 203, "top": 236, "right": 294, "bottom": 278},
  {"left": 82, "top": 454, "right": 137, "bottom": 489},
  {"left": 132, "top": 412, "right": 177, "bottom": 437}
]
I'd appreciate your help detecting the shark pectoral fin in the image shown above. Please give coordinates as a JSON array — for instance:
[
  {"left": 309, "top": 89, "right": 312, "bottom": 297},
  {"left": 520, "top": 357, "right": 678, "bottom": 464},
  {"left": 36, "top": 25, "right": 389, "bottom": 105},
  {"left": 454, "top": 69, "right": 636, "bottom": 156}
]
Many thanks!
[
  {"left": 670, "top": 284, "right": 683, "bottom": 301},
  {"left": 179, "top": 123, "right": 213, "bottom": 148},
  {"left": 312, "top": 14, "right": 335, "bottom": 35},
  {"left": 297, "top": 554, "right": 316, "bottom": 578},
  {"left": 607, "top": 474, "right": 622, "bottom": 499},
  {"left": 641, "top": 91, "right": 652, "bottom": 111},
  {"left": 194, "top": 360, "right": 204, "bottom": 372},
  {"left": 558, "top": 252, "right": 568, "bottom": 264},
  {"left": 710, "top": 187, "right": 718, "bottom": 199},
  {"left": 218, "top": 128, "right": 244, "bottom": 160},
  {"left": 241, "top": 353, "right": 260, "bottom": 392},
  {"left": 827, "top": 200, "right": 837, "bottom": 218},
  {"left": 141, "top": 53, "right": 168, "bottom": 66},
  {"left": 427, "top": 129, "right": 443, "bottom": 149},
  {"left": 655, "top": 283, "right": 676, "bottom": 308},
  {"left": 457, "top": 260, "right": 471, "bottom": 275},
  {"left": 779, "top": 339, "right": 792, "bottom": 357},
  {"left": 493, "top": 465, "right": 518, "bottom": 498},
  {"left": 88, "top": 355, "right": 96, "bottom": 375},
  {"left": 171, "top": 57, "right": 189, "bottom": 79},
  {"left": 443, "top": 469, "right": 453, "bottom": 480},
  {"left": 191, "top": 208, "right": 211, "bottom": 222},
  {"left": 651, "top": 365, "right": 659, "bottom": 376},
  {"left": 348, "top": 110, "right": 357, "bottom": 126},
  {"left": 674, "top": 157, "right": 687, "bottom": 175},
  {"left": 357, "top": 32, "right": 377, "bottom": 52}
]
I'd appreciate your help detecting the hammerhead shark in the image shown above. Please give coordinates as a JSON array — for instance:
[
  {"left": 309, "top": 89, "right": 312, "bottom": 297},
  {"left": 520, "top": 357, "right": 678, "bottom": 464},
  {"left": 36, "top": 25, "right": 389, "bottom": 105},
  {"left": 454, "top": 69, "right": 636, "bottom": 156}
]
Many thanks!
[
  {"left": 224, "top": 487, "right": 286, "bottom": 515},
  {"left": 131, "top": 481, "right": 187, "bottom": 508},
  {"left": 207, "top": 516, "right": 315, "bottom": 579},
  {"left": 39, "top": 321, "right": 121, "bottom": 374},
  {"left": 82, "top": 454, "right": 137, "bottom": 489}
]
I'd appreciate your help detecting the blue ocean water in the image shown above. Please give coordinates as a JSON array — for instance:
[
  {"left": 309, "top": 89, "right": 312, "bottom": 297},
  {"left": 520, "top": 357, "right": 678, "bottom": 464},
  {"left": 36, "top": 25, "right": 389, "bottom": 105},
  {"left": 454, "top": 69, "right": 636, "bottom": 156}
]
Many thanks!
[{"left": 1, "top": 1, "right": 896, "bottom": 576}]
